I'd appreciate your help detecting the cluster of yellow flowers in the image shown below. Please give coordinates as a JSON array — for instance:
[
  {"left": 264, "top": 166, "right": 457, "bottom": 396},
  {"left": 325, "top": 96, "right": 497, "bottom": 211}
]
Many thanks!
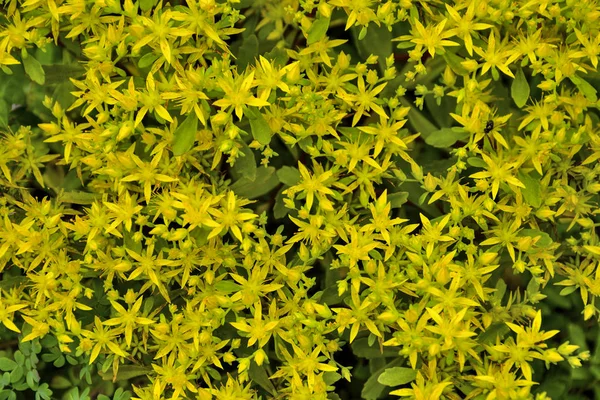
[{"left": 0, "top": 0, "right": 599, "bottom": 399}]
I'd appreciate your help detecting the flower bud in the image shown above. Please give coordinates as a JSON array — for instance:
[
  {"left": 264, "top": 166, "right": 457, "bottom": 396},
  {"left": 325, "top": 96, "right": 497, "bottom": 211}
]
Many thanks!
[{"left": 318, "top": 3, "right": 332, "bottom": 18}]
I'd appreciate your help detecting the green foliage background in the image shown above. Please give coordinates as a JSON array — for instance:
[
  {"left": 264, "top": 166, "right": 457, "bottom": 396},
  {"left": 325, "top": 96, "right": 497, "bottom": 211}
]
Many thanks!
[{"left": 0, "top": 0, "right": 600, "bottom": 399}]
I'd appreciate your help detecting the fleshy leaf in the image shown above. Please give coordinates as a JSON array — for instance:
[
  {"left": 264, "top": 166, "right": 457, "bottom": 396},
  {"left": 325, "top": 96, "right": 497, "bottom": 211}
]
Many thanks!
[
  {"left": 307, "top": 17, "right": 330, "bottom": 45},
  {"left": 22, "top": 53, "right": 45, "bottom": 85},
  {"left": 511, "top": 68, "right": 530, "bottom": 108},
  {"left": 172, "top": 113, "right": 198, "bottom": 156},
  {"left": 377, "top": 367, "right": 418, "bottom": 387}
]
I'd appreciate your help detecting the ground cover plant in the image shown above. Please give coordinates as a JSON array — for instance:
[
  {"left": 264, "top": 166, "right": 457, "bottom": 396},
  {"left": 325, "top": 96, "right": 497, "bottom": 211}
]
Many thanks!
[{"left": 0, "top": 0, "right": 600, "bottom": 399}]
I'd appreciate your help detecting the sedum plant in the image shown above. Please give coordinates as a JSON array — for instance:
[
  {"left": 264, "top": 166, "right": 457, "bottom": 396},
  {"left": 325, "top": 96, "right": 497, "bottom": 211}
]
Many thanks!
[{"left": 0, "top": 0, "right": 599, "bottom": 399}]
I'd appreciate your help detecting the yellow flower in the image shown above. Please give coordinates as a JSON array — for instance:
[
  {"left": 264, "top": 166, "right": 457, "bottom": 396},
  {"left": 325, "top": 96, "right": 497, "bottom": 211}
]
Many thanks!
[
  {"left": 298, "top": 37, "right": 348, "bottom": 68},
  {"left": 125, "top": 242, "right": 177, "bottom": 302},
  {"left": 213, "top": 70, "right": 270, "bottom": 120},
  {"left": 445, "top": 3, "right": 493, "bottom": 56},
  {"left": 333, "top": 225, "right": 383, "bottom": 268},
  {"left": 474, "top": 31, "right": 519, "bottom": 78},
  {"left": 330, "top": 0, "right": 378, "bottom": 30},
  {"left": 254, "top": 55, "right": 291, "bottom": 100},
  {"left": 81, "top": 316, "right": 128, "bottom": 364},
  {"left": 285, "top": 161, "right": 336, "bottom": 212},
  {"left": 391, "top": 370, "right": 453, "bottom": 398},
  {"left": 0, "top": 296, "right": 26, "bottom": 333},
  {"left": 21, "top": 314, "right": 50, "bottom": 341},
  {"left": 103, "top": 192, "right": 144, "bottom": 237},
  {"left": 396, "top": 18, "right": 459, "bottom": 58},
  {"left": 360, "top": 190, "right": 408, "bottom": 244},
  {"left": 345, "top": 75, "right": 388, "bottom": 127},
  {"left": 133, "top": 72, "right": 174, "bottom": 127},
  {"left": 479, "top": 216, "right": 522, "bottom": 262},
  {"left": 121, "top": 152, "right": 178, "bottom": 204},
  {"left": 357, "top": 117, "right": 409, "bottom": 157},
  {"left": 469, "top": 153, "right": 525, "bottom": 200},
  {"left": 230, "top": 301, "right": 279, "bottom": 347},
  {"left": 205, "top": 191, "right": 257, "bottom": 242},
  {"left": 131, "top": 11, "right": 195, "bottom": 65},
  {"left": 229, "top": 266, "right": 283, "bottom": 307},
  {"left": 152, "top": 354, "right": 198, "bottom": 400},
  {"left": 103, "top": 297, "right": 155, "bottom": 347},
  {"left": 574, "top": 28, "right": 600, "bottom": 69},
  {"left": 162, "top": 67, "right": 210, "bottom": 126}
]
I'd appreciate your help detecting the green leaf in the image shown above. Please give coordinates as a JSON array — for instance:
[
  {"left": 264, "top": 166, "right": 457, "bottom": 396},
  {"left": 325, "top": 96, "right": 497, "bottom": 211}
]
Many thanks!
[
  {"left": 60, "top": 191, "right": 101, "bottom": 205},
  {"left": 214, "top": 280, "right": 242, "bottom": 294},
  {"left": 43, "top": 163, "right": 66, "bottom": 193},
  {"left": 425, "top": 95, "right": 455, "bottom": 129},
  {"left": 113, "top": 388, "right": 130, "bottom": 400},
  {"left": 467, "top": 157, "right": 487, "bottom": 168},
  {"left": 351, "top": 338, "right": 400, "bottom": 359},
  {"left": 66, "top": 354, "right": 79, "bottom": 365},
  {"left": 231, "top": 141, "right": 257, "bottom": 181},
  {"left": 236, "top": 34, "right": 259, "bottom": 71},
  {"left": 526, "top": 278, "right": 541, "bottom": 300},
  {"left": 570, "top": 75, "right": 598, "bottom": 103},
  {"left": 401, "top": 181, "right": 442, "bottom": 217},
  {"left": 172, "top": 113, "right": 198, "bottom": 156},
  {"left": 139, "top": 0, "right": 154, "bottom": 12},
  {"left": 137, "top": 52, "right": 159, "bottom": 69},
  {"left": 543, "top": 284, "right": 572, "bottom": 309},
  {"left": 307, "top": 17, "right": 330, "bottom": 45},
  {"left": 246, "top": 107, "right": 272, "bottom": 145},
  {"left": 361, "top": 359, "right": 404, "bottom": 400},
  {"left": 358, "top": 26, "right": 367, "bottom": 40},
  {"left": 0, "top": 98, "right": 8, "bottom": 128},
  {"left": 276, "top": 166, "right": 301, "bottom": 186},
  {"left": 50, "top": 375, "right": 72, "bottom": 389},
  {"left": 263, "top": 47, "right": 289, "bottom": 68},
  {"left": 592, "top": 330, "right": 600, "bottom": 365},
  {"left": 519, "top": 229, "right": 552, "bottom": 248},
  {"left": 123, "top": 230, "right": 142, "bottom": 255},
  {"left": 10, "top": 365, "right": 23, "bottom": 383},
  {"left": 323, "top": 372, "right": 342, "bottom": 386},
  {"left": 0, "top": 358, "right": 16, "bottom": 372},
  {"left": 478, "top": 322, "right": 510, "bottom": 344},
  {"left": 42, "top": 64, "right": 85, "bottom": 84},
  {"left": 249, "top": 362, "right": 277, "bottom": 396},
  {"left": 517, "top": 172, "right": 542, "bottom": 208},
  {"left": 377, "top": 367, "right": 417, "bottom": 387},
  {"left": 64, "top": 387, "right": 82, "bottom": 400},
  {"left": 567, "top": 323, "right": 589, "bottom": 351},
  {"left": 26, "top": 370, "right": 38, "bottom": 389},
  {"left": 13, "top": 351, "right": 23, "bottom": 366},
  {"left": 424, "top": 127, "right": 468, "bottom": 148},
  {"left": 511, "top": 68, "right": 530, "bottom": 108},
  {"left": 404, "top": 56, "right": 446, "bottom": 90},
  {"left": 190, "top": 226, "right": 211, "bottom": 247},
  {"left": 273, "top": 189, "right": 289, "bottom": 219},
  {"left": 443, "top": 51, "right": 468, "bottom": 76},
  {"left": 388, "top": 192, "right": 409, "bottom": 209},
  {"left": 352, "top": 24, "right": 392, "bottom": 72},
  {"left": 396, "top": 41, "right": 416, "bottom": 50},
  {"left": 53, "top": 355, "right": 65, "bottom": 368},
  {"left": 0, "top": 276, "right": 26, "bottom": 291},
  {"left": 52, "top": 81, "right": 76, "bottom": 109},
  {"left": 98, "top": 365, "right": 151, "bottom": 381},
  {"left": 35, "top": 383, "right": 52, "bottom": 400},
  {"left": 22, "top": 54, "right": 45, "bottom": 85},
  {"left": 230, "top": 166, "right": 279, "bottom": 199},
  {"left": 399, "top": 97, "right": 437, "bottom": 140}
]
